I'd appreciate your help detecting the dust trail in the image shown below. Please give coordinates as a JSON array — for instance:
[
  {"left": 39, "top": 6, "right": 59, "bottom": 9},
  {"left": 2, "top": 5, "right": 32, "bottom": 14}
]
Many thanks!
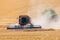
[
  {"left": 31, "top": 9, "right": 60, "bottom": 29},
  {"left": 27, "top": 0, "right": 60, "bottom": 29}
]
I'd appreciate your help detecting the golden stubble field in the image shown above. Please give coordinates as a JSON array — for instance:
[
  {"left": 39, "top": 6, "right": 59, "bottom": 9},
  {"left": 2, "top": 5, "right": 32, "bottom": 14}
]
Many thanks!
[{"left": 0, "top": 26, "right": 60, "bottom": 40}]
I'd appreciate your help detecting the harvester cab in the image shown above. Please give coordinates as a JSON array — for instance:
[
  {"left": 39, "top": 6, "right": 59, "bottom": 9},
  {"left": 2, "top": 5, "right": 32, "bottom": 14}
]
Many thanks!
[{"left": 19, "top": 15, "right": 31, "bottom": 26}]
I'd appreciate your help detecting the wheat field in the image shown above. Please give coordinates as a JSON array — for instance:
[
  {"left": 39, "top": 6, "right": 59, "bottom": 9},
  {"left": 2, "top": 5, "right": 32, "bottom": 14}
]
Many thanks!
[{"left": 0, "top": 26, "right": 60, "bottom": 40}]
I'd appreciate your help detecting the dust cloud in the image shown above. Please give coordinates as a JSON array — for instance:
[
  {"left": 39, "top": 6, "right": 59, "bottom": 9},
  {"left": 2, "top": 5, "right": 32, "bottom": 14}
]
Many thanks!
[
  {"left": 27, "top": 0, "right": 60, "bottom": 29},
  {"left": 31, "top": 9, "right": 60, "bottom": 29}
]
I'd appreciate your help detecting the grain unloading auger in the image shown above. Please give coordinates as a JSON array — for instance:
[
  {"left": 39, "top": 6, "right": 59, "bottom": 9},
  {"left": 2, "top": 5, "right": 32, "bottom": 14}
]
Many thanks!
[{"left": 7, "top": 15, "right": 41, "bottom": 29}]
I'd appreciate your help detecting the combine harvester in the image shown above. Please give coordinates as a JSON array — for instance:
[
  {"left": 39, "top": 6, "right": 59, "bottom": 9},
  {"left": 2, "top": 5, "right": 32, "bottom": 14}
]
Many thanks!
[
  {"left": 7, "top": 9, "right": 57, "bottom": 30},
  {"left": 7, "top": 15, "right": 41, "bottom": 30}
]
